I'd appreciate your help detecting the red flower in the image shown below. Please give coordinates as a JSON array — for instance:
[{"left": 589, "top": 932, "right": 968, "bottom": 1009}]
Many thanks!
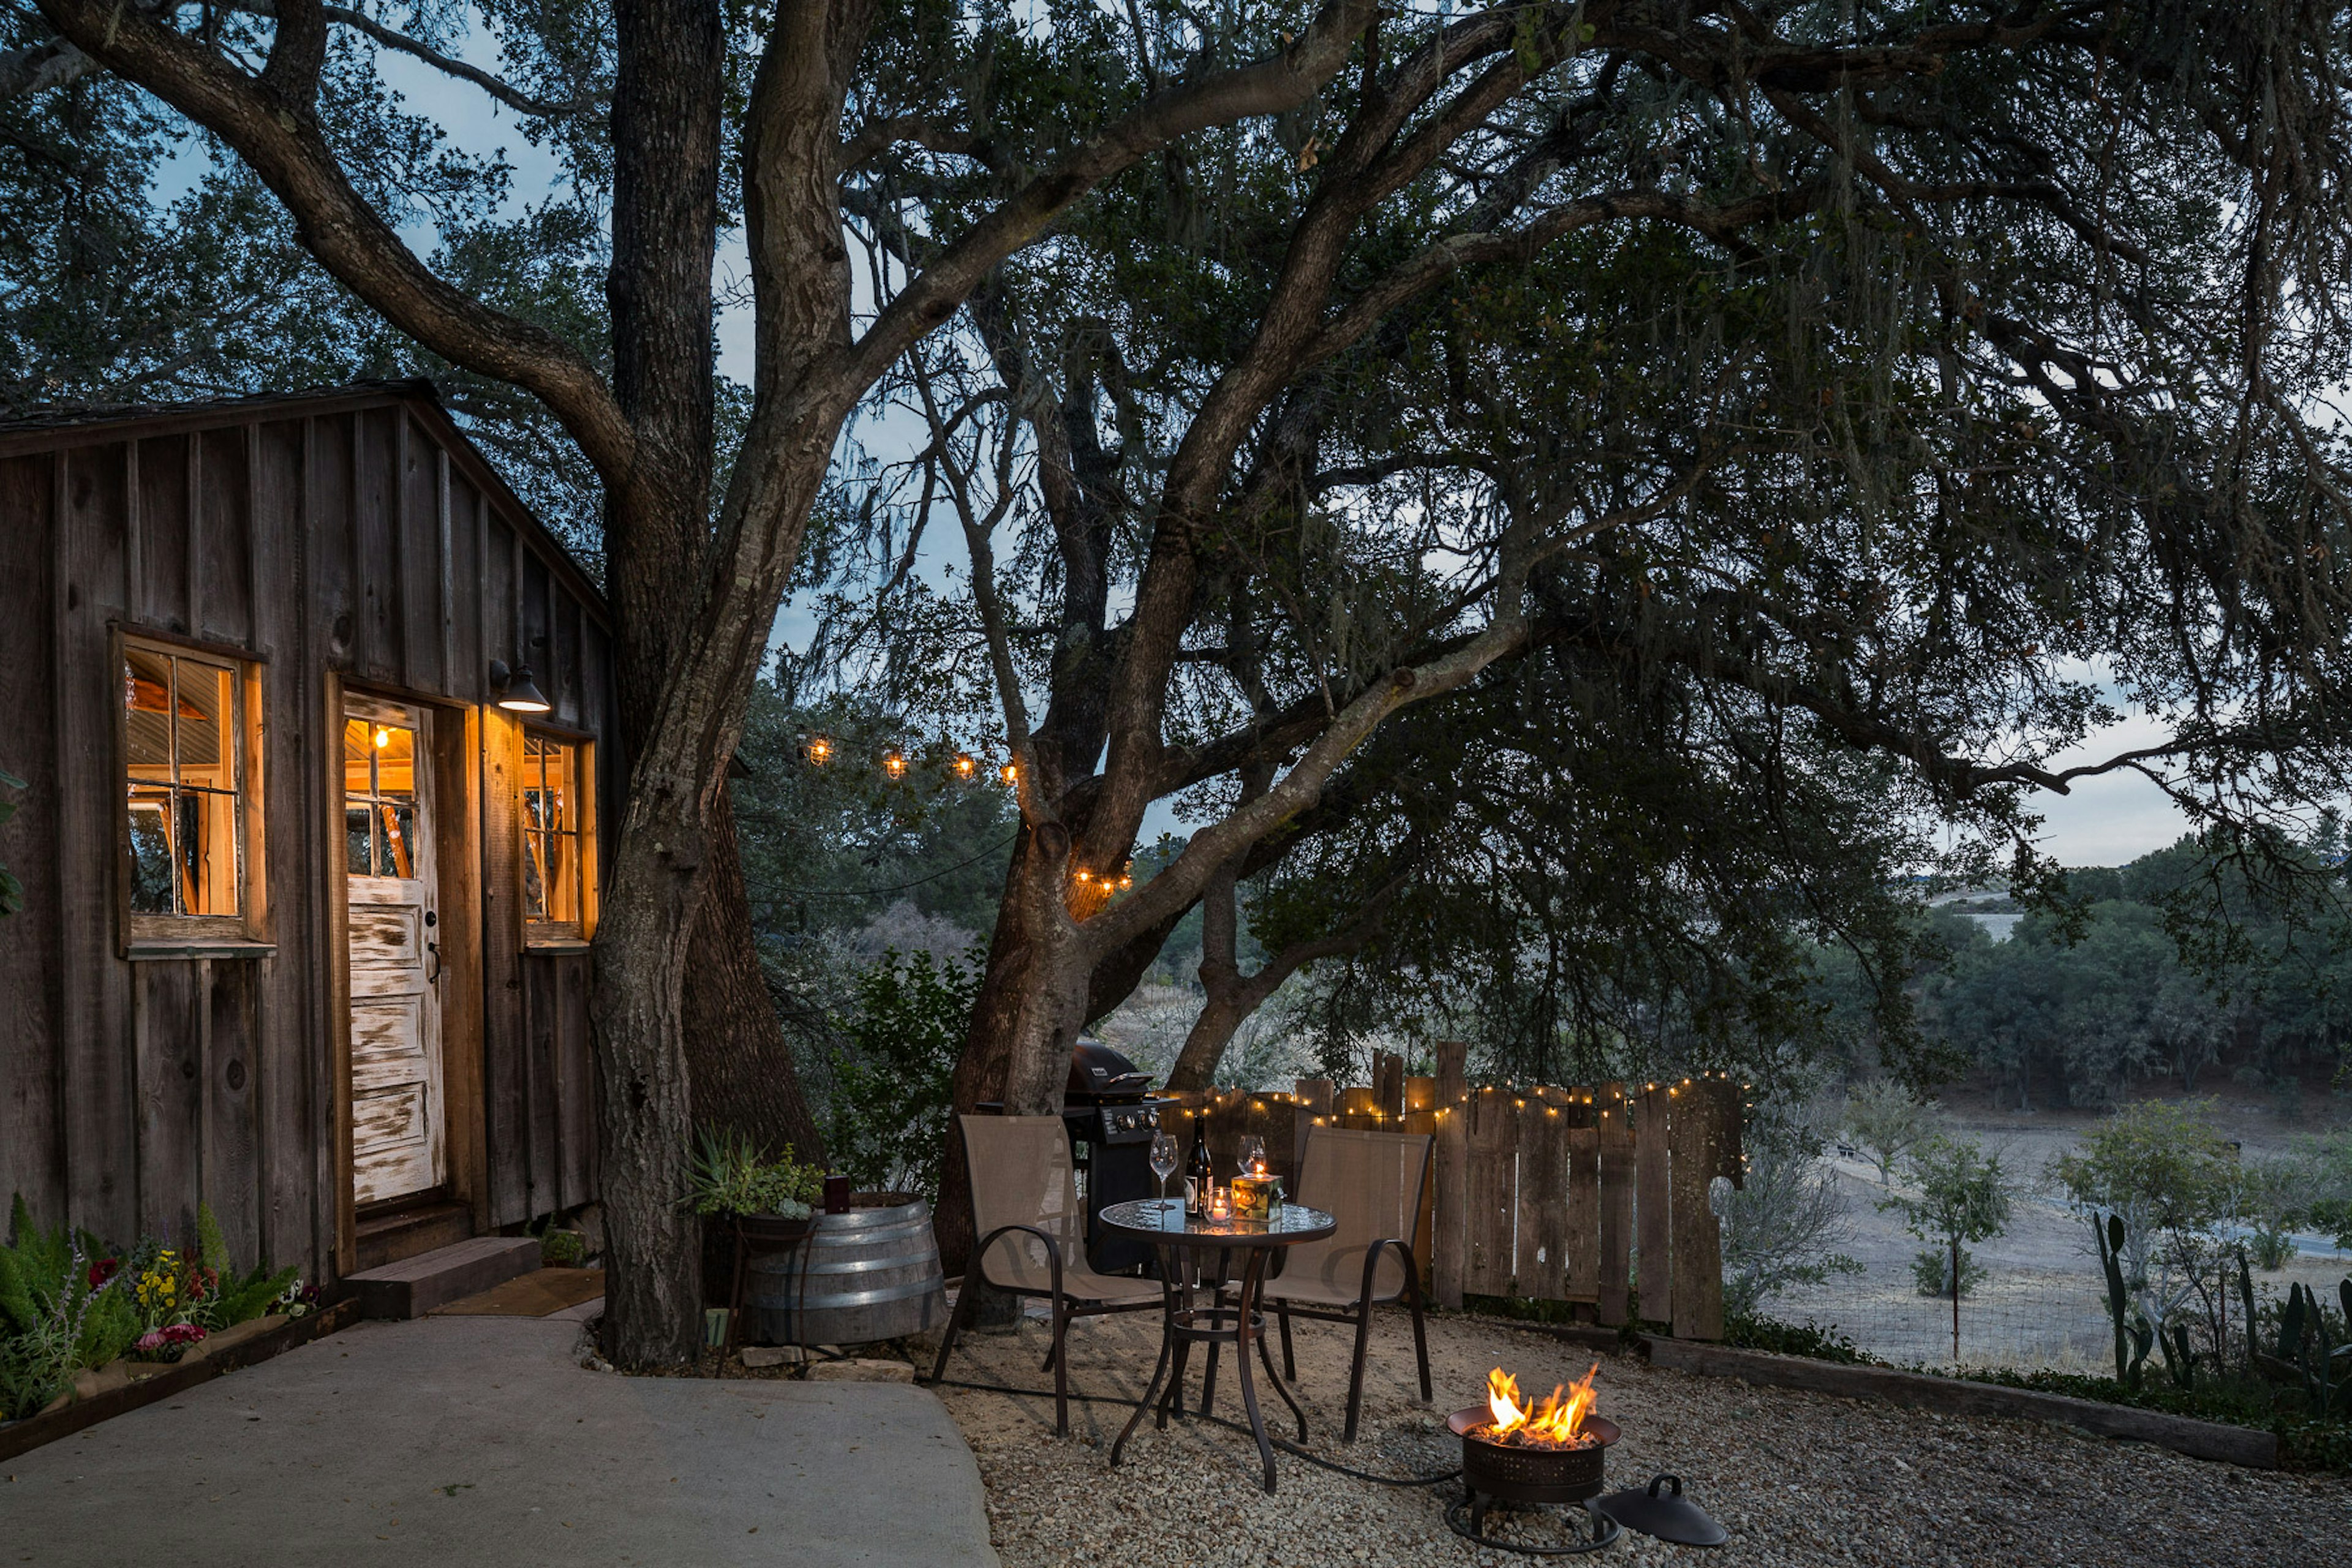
[{"left": 88, "top": 1257, "right": 120, "bottom": 1290}]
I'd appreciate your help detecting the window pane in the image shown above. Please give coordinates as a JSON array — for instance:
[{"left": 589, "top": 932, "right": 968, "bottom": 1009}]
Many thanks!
[
  {"left": 124, "top": 649, "right": 176, "bottom": 778},
  {"left": 345, "top": 805, "right": 375, "bottom": 876},
  {"left": 522, "top": 832, "right": 548, "bottom": 920},
  {"left": 178, "top": 787, "right": 239, "bottom": 916},
  {"left": 374, "top": 723, "right": 415, "bottom": 799},
  {"left": 378, "top": 800, "right": 418, "bottom": 880},
  {"left": 177, "top": 662, "right": 235, "bottom": 784},
  {"left": 128, "top": 784, "right": 174, "bottom": 913},
  {"left": 545, "top": 831, "right": 579, "bottom": 923},
  {"left": 342, "top": 717, "right": 375, "bottom": 798}
]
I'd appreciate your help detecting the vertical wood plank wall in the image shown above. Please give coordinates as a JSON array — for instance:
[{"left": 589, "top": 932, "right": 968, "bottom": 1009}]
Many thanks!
[
  {"left": 0, "top": 390, "right": 613, "bottom": 1282},
  {"left": 1156, "top": 1068, "right": 1743, "bottom": 1339}
]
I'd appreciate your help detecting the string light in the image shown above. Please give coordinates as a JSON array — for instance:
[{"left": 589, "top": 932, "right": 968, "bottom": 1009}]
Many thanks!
[
  {"left": 999, "top": 761, "right": 1019, "bottom": 785},
  {"left": 805, "top": 735, "right": 833, "bottom": 764},
  {"left": 882, "top": 750, "right": 907, "bottom": 778},
  {"left": 952, "top": 752, "right": 977, "bottom": 779}
]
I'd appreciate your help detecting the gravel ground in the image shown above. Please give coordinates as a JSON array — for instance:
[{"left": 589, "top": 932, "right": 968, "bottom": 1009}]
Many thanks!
[{"left": 927, "top": 1300, "right": 2350, "bottom": 1567}]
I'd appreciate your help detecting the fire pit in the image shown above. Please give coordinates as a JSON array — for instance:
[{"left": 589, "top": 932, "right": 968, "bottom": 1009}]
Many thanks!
[{"left": 1444, "top": 1366, "right": 1623, "bottom": 1555}]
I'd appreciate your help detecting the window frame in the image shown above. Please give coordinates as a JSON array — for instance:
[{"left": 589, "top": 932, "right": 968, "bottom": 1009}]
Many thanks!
[
  {"left": 520, "top": 725, "right": 597, "bottom": 948},
  {"left": 114, "top": 627, "right": 268, "bottom": 954}
]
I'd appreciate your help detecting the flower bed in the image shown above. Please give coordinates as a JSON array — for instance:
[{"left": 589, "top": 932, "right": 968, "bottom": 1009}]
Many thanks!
[{"left": 2, "top": 1195, "right": 318, "bottom": 1425}]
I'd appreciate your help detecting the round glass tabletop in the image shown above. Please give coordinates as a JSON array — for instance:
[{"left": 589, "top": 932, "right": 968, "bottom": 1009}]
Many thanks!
[{"left": 1098, "top": 1197, "right": 1336, "bottom": 1245}]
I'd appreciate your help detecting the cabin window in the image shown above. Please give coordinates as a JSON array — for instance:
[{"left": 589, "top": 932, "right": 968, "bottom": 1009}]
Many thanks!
[
  {"left": 522, "top": 731, "right": 593, "bottom": 943},
  {"left": 342, "top": 714, "right": 421, "bottom": 880},
  {"left": 123, "top": 639, "right": 256, "bottom": 939}
]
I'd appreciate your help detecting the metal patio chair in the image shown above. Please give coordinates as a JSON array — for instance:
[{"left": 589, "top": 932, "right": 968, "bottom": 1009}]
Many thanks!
[
  {"left": 1250, "top": 1124, "right": 1434, "bottom": 1442},
  {"left": 927, "top": 1114, "right": 1161, "bottom": 1436}
]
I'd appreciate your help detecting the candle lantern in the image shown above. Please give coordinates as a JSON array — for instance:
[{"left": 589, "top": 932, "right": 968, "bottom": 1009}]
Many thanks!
[{"left": 1232, "top": 1162, "right": 1282, "bottom": 1221}]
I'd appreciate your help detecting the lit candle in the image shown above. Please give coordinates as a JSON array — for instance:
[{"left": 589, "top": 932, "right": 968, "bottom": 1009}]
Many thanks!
[{"left": 1232, "top": 1163, "right": 1281, "bottom": 1221}]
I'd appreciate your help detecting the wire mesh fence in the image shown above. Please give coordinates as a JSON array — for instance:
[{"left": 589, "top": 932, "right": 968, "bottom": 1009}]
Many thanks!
[{"left": 1751, "top": 1155, "right": 2352, "bottom": 1374}]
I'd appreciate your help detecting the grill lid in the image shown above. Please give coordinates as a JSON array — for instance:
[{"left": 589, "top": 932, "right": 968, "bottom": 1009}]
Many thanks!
[
  {"left": 1066, "top": 1036, "right": 1154, "bottom": 1099},
  {"left": 1590, "top": 1474, "right": 1729, "bottom": 1547}
]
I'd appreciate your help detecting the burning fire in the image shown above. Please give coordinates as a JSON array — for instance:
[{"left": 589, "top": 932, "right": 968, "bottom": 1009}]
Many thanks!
[{"left": 1483, "top": 1363, "right": 1600, "bottom": 1448}]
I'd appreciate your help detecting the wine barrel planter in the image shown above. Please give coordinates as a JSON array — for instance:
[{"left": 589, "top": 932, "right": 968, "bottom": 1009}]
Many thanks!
[{"left": 748, "top": 1193, "right": 948, "bottom": 1347}]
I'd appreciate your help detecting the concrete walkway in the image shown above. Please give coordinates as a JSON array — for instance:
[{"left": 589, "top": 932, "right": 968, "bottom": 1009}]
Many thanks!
[{"left": 4, "top": 1313, "right": 998, "bottom": 1568}]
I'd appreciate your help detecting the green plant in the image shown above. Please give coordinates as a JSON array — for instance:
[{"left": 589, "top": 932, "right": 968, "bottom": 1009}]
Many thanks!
[
  {"left": 1724, "top": 1312, "right": 1880, "bottom": 1365},
  {"left": 824, "top": 944, "right": 978, "bottom": 1204},
  {"left": 687, "top": 1128, "right": 821, "bottom": 1219},
  {"left": 540, "top": 1229, "right": 586, "bottom": 1267},
  {"left": 1, "top": 1195, "right": 137, "bottom": 1373},
  {"left": 1880, "top": 1134, "right": 2015, "bottom": 1362},
  {"left": 0, "top": 766, "right": 24, "bottom": 919},
  {"left": 1910, "top": 1246, "right": 1986, "bottom": 1299},
  {"left": 1842, "top": 1080, "right": 1939, "bottom": 1182},
  {"left": 190, "top": 1202, "right": 298, "bottom": 1329},
  {"left": 2098, "top": 1212, "right": 2156, "bottom": 1390}
]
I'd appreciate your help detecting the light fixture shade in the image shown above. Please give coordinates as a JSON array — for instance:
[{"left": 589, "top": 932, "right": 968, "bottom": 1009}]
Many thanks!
[{"left": 491, "top": 660, "right": 552, "bottom": 713}]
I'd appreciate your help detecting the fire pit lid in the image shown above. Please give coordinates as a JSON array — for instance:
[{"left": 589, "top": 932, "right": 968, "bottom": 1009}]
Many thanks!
[{"left": 1589, "top": 1473, "right": 1728, "bottom": 1547}]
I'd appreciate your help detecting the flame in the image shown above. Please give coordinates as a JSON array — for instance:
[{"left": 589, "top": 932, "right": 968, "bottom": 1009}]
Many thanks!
[{"left": 1484, "top": 1363, "right": 1600, "bottom": 1446}]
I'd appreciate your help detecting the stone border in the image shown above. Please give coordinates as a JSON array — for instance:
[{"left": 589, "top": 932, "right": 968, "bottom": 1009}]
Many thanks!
[
  {"left": 0, "top": 1298, "right": 360, "bottom": 1463},
  {"left": 1642, "top": 1338, "right": 2278, "bottom": 1469}
]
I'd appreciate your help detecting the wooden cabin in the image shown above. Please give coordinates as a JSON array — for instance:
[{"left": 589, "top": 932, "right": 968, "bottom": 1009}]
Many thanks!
[{"left": 0, "top": 382, "right": 612, "bottom": 1289}]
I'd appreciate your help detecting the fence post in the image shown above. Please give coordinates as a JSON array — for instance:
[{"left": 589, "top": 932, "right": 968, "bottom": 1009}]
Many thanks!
[
  {"left": 1433, "top": 1040, "right": 1468, "bottom": 1310},
  {"left": 1596, "top": 1084, "right": 1634, "bottom": 1325},
  {"left": 1292, "top": 1077, "right": 1333, "bottom": 1174},
  {"left": 1633, "top": 1084, "right": 1672, "bottom": 1329}
]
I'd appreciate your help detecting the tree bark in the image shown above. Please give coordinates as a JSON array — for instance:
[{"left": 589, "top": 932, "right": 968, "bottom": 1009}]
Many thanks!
[{"left": 682, "top": 787, "right": 829, "bottom": 1165}]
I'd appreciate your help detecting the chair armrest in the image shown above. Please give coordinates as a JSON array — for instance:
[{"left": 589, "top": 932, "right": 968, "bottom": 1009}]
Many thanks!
[
  {"left": 973, "top": 1223, "right": 1064, "bottom": 1300},
  {"left": 1359, "top": 1237, "right": 1416, "bottom": 1305}
]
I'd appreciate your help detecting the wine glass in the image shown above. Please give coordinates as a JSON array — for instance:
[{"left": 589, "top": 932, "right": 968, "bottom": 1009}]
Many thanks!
[
  {"left": 1236, "top": 1134, "right": 1266, "bottom": 1178},
  {"left": 1149, "top": 1130, "right": 1180, "bottom": 1216}
]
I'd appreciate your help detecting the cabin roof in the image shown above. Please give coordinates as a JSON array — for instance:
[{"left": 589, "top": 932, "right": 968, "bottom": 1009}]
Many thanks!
[{"left": 0, "top": 379, "right": 607, "bottom": 622}]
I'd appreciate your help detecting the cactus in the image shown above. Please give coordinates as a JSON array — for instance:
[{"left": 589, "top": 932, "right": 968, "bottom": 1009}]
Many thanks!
[
  {"left": 2237, "top": 1250, "right": 2260, "bottom": 1376},
  {"left": 2293, "top": 1279, "right": 2352, "bottom": 1419},
  {"left": 2160, "top": 1318, "right": 2197, "bottom": 1389},
  {"left": 2096, "top": 1213, "right": 2153, "bottom": 1389}
]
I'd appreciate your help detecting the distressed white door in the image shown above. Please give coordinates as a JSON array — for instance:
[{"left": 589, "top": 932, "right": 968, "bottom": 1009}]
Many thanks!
[{"left": 343, "top": 695, "right": 445, "bottom": 1206}]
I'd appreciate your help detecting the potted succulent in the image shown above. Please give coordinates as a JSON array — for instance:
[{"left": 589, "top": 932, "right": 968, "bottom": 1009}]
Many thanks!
[{"left": 688, "top": 1130, "right": 824, "bottom": 1306}]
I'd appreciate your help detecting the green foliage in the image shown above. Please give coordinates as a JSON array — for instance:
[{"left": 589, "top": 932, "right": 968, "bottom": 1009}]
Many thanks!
[
  {"left": 1880, "top": 1135, "right": 2016, "bottom": 1258},
  {"left": 0, "top": 766, "right": 23, "bottom": 918},
  {"left": 1, "top": 1195, "right": 137, "bottom": 1415},
  {"left": 1717, "top": 1101, "right": 1863, "bottom": 1316},
  {"left": 1910, "top": 1246, "right": 1986, "bottom": 1300},
  {"left": 1842, "top": 1080, "right": 1940, "bottom": 1183},
  {"left": 1964, "top": 1365, "right": 2352, "bottom": 1473},
  {"left": 685, "top": 1128, "right": 822, "bottom": 1221},
  {"left": 823, "top": 946, "right": 981, "bottom": 1204},
  {"left": 1723, "top": 1313, "right": 1880, "bottom": 1366}
]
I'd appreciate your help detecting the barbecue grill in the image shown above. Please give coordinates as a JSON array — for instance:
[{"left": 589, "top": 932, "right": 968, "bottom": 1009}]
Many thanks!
[{"left": 1061, "top": 1038, "right": 1170, "bottom": 1272}]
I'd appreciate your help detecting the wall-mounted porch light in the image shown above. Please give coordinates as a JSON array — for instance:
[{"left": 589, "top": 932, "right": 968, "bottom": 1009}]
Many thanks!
[{"left": 489, "top": 659, "right": 552, "bottom": 713}]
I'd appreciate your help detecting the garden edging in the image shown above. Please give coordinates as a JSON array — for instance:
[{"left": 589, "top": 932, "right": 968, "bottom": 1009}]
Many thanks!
[
  {"left": 0, "top": 1297, "right": 360, "bottom": 1463},
  {"left": 1642, "top": 1337, "right": 2280, "bottom": 1469}
]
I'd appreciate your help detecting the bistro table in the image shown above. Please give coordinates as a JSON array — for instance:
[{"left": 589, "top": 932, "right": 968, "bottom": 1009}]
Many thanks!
[{"left": 1098, "top": 1196, "right": 1338, "bottom": 1493}]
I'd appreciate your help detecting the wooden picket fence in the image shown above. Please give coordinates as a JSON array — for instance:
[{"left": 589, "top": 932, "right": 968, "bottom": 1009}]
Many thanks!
[{"left": 1155, "top": 1040, "right": 1744, "bottom": 1340}]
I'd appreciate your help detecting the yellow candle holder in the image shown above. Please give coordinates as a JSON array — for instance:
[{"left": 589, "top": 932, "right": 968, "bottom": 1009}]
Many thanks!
[{"left": 1232, "top": 1173, "right": 1281, "bottom": 1222}]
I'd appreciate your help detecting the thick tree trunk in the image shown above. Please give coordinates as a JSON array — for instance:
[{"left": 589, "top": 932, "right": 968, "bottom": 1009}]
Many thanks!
[
  {"left": 587, "top": 791, "right": 709, "bottom": 1369},
  {"left": 934, "top": 826, "right": 1091, "bottom": 1272},
  {"left": 683, "top": 788, "right": 828, "bottom": 1165}
]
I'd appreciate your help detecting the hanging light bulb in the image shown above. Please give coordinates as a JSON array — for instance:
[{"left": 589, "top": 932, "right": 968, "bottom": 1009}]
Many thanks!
[
  {"left": 999, "top": 761, "right": 1019, "bottom": 786},
  {"left": 952, "top": 753, "right": 977, "bottom": 780},
  {"left": 883, "top": 749, "right": 907, "bottom": 778},
  {"left": 372, "top": 726, "right": 391, "bottom": 750},
  {"left": 806, "top": 735, "right": 834, "bottom": 764}
]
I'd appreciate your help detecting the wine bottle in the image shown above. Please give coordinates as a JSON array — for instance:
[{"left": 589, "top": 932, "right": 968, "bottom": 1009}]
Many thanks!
[{"left": 1185, "top": 1121, "right": 1212, "bottom": 1216}]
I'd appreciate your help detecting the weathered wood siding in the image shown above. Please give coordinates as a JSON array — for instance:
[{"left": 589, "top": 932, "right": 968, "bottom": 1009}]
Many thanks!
[{"left": 0, "top": 387, "right": 612, "bottom": 1282}]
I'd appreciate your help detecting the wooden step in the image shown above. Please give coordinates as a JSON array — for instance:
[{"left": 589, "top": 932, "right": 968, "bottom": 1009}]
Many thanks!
[
  {"left": 347, "top": 1235, "right": 544, "bottom": 1320},
  {"left": 354, "top": 1198, "right": 473, "bottom": 1272}
]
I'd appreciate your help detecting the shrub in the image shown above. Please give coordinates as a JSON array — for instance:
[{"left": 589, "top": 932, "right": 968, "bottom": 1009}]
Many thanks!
[
  {"left": 1911, "top": 1245, "right": 1988, "bottom": 1299},
  {"left": 824, "top": 944, "right": 979, "bottom": 1203}
]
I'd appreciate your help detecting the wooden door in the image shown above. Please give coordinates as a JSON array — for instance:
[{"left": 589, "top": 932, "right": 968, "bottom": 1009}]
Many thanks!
[{"left": 342, "top": 695, "right": 445, "bottom": 1207}]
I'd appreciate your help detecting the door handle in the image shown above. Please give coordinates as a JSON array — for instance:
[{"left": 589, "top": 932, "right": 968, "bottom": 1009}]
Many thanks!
[{"left": 426, "top": 940, "right": 442, "bottom": 983}]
